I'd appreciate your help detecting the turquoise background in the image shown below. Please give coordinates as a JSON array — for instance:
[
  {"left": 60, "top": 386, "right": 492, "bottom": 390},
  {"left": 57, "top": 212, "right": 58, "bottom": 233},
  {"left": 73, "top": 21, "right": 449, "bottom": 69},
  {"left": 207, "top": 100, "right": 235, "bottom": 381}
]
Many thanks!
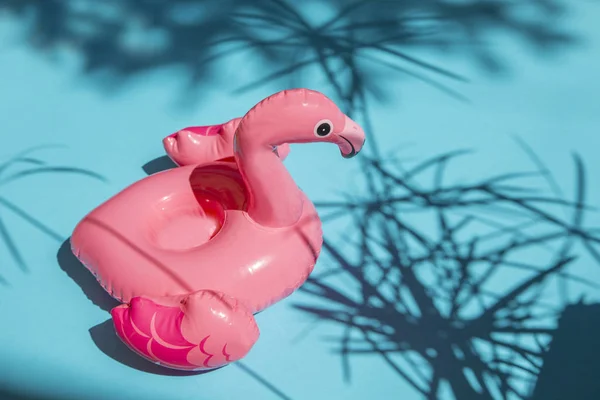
[{"left": 1, "top": 1, "right": 599, "bottom": 399}]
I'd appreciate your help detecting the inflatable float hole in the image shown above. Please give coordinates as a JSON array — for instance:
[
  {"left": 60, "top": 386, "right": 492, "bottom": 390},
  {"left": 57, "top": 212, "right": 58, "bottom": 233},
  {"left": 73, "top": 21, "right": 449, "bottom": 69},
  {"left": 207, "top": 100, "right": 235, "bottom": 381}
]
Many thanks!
[{"left": 147, "top": 191, "right": 226, "bottom": 251}]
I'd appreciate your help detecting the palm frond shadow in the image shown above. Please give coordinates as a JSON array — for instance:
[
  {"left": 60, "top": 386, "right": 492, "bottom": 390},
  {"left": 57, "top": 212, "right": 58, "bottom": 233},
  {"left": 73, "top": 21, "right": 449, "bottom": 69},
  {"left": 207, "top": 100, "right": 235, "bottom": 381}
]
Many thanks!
[
  {"left": 0, "top": 0, "right": 579, "bottom": 107},
  {"left": 0, "top": 146, "right": 106, "bottom": 282},
  {"left": 294, "top": 147, "right": 600, "bottom": 399},
  {"left": 530, "top": 302, "right": 600, "bottom": 400}
]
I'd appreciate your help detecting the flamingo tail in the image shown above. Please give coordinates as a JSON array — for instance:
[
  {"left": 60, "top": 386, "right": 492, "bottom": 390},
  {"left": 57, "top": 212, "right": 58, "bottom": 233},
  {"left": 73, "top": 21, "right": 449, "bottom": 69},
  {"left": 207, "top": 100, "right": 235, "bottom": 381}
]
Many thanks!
[{"left": 111, "top": 290, "right": 260, "bottom": 371}]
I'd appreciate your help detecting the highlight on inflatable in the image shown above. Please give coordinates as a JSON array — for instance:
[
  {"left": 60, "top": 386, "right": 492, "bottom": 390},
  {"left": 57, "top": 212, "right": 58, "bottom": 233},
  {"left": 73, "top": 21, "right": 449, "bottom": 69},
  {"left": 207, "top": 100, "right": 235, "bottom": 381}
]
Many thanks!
[{"left": 70, "top": 88, "right": 366, "bottom": 371}]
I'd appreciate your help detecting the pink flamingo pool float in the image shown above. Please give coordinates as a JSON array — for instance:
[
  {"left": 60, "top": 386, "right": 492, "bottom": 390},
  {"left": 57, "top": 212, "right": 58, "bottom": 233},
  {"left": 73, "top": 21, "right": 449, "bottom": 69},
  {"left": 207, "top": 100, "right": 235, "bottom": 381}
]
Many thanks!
[{"left": 71, "top": 89, "right": 365, "bottom": 371}]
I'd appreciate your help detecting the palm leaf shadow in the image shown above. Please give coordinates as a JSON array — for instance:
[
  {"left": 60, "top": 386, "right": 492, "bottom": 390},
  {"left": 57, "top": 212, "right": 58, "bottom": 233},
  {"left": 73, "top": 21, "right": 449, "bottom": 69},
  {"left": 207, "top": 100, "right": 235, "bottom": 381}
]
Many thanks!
[
  {"left": 294, "top": 146, "right": 600, "bottom": 399},
  {"left": 0, "top": 145, "right": 106, "bottom": 283},
  {"left": 530, "top": 301, "right": 600, "bottom": 400},
  {"left": 0, "top": 0, "right": 580, "bottom": 108}
]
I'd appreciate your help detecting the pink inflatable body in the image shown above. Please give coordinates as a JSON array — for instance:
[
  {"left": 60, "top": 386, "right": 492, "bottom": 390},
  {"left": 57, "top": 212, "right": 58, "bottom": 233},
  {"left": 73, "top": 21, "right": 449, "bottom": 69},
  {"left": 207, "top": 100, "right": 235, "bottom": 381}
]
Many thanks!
[
  {"left": 163, "top": 117, "right": 291, "bottom": 166},
  {"left": 71, "top": 89, "right": 365, "bottom": 371}
]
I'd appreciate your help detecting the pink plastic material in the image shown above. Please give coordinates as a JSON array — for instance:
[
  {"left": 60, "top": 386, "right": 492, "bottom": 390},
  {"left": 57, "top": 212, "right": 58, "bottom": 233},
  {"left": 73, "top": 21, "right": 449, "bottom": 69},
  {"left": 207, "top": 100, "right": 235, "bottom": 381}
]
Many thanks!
[
  {"left": 71, "top": 88, "right": 365, "bottom": 371},
  {"left": 163, "top": 118, "right": 291, "bottom": 166}
]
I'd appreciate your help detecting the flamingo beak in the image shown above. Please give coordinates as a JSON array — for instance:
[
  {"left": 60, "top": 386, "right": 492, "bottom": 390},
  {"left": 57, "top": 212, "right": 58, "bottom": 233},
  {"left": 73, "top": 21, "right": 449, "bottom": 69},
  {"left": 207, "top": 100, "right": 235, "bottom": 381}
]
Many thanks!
[{"left": 338, "top": 115, "right": 366, "bottom": 159}]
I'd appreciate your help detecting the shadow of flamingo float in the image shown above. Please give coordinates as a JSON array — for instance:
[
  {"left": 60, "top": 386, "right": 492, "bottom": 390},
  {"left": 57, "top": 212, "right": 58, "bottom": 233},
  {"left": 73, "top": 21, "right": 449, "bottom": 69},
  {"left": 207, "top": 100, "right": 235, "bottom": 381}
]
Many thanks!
[{"left": 70, "top": 89, "right": 366, "bottom": 371}]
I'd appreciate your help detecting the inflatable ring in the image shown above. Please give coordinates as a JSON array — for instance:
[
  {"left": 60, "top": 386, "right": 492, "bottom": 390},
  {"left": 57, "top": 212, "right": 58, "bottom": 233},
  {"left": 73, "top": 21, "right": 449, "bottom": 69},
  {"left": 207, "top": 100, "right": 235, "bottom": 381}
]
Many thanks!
[{"left": 71, "top": 88, "right": 366, "bottom": 371}]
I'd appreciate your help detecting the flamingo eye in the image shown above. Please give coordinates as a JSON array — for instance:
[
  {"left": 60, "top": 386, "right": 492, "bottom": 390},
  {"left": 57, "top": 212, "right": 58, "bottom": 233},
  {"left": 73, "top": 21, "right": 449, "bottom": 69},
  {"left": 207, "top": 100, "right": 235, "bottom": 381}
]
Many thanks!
[{"left": 314, "top": 119, "right": 333, "bottom": 137}]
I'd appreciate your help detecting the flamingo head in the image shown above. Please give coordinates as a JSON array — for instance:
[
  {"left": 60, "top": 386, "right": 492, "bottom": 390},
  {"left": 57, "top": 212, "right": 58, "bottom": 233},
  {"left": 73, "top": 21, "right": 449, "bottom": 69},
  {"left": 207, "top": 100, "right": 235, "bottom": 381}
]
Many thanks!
[{"left": 235, "top": 89, "right": 366, "bottom": 159}]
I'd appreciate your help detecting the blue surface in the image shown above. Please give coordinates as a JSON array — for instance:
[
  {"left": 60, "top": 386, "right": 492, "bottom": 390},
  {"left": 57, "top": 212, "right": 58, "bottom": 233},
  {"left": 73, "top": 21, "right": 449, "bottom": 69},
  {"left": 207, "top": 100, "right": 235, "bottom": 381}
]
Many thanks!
[{"left": 1, "top": 2, "right": 600, "bottom": 399}]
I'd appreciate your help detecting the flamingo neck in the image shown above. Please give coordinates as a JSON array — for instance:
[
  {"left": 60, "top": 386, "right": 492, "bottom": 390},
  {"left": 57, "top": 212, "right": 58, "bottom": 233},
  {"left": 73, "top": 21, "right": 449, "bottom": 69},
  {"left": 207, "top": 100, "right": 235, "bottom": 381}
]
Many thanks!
[{"left": 234, "top": 134, "right": 303, "bottom": 228}]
